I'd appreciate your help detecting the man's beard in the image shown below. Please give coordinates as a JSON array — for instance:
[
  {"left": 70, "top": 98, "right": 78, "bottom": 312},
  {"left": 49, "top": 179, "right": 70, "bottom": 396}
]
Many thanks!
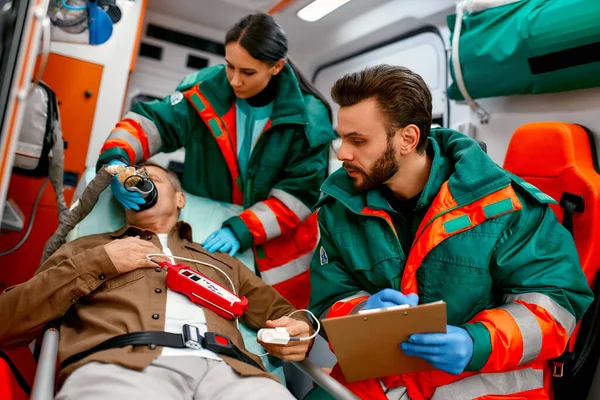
[{"left": 343, "top": 141, "right": 399, "bottom": 192}]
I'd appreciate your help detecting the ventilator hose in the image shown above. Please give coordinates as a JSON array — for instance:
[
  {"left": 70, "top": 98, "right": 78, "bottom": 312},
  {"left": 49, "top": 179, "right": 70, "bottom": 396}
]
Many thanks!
[{"left": 40, "top": 167, "right": 114, "bottom": 264}]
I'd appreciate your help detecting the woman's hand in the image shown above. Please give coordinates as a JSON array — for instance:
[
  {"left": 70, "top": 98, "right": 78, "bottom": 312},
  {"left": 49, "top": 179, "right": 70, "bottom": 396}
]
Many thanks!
[{"left": 202, "top": 228, "right": 241, "bottom": 256}]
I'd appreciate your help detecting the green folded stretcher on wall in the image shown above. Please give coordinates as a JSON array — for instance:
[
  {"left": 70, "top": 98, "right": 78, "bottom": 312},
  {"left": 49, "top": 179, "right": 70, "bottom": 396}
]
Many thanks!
[{"left": 447, "top": 0, "right": 600, "bottom": 111}]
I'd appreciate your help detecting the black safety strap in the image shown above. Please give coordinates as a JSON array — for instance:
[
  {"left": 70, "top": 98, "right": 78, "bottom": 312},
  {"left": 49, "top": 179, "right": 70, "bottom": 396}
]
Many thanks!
[
  {"left": 559, "top": 192, "right": 584, "bottom": 235},
  {"left": 60, "top": 327, "right": 262, "bottom": 371},
  {"left": 0, "top": 349, "right": 31, "bottom": 396},
  {"left": 552, "top": 273, "right": 600, "bottom": 399},
  {"left": 551, "top": 192, "right": 587, "bottom": 398}
]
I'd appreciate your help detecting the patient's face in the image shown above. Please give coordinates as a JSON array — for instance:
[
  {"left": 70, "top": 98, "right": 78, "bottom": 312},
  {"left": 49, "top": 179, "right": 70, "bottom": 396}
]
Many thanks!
[{"left": 125, "top": 166, "right": 185, "bottom": 224}]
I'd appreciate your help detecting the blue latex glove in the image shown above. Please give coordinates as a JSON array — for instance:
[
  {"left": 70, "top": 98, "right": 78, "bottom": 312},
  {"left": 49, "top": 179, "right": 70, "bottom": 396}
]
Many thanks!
[
  {"left": 363, "top": 288, "right": 419, "bottom": 310},
  {"left": 400, "top": 325, "right": 474, "bottom": 375},
  {"left": 202, "top": 228, "right": 241, "bottom": 257},
  {"left": 107, "top": 159, "right": 145, "bottom": 211}
]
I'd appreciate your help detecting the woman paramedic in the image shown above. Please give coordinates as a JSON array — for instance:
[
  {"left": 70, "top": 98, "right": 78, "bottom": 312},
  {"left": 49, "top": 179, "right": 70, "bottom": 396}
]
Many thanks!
[{"left": 96, "top": 13, "right": 336, "bottom": 308}]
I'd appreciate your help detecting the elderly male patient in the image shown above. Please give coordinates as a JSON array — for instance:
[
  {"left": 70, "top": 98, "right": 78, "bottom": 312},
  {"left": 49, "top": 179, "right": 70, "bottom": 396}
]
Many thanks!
[{"left": 0, "top": 164, "right": 312, "bottom": 400}]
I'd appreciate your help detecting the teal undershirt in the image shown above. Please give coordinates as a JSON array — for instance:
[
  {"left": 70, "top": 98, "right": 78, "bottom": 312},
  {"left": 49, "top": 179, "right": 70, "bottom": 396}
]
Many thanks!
[{"left": 236, "top": 98, "right": 273, "bottom": 184}]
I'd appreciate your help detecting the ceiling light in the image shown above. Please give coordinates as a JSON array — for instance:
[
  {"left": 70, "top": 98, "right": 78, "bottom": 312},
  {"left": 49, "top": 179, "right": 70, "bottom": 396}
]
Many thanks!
[{"left": 297, "top": 0, "right": 352, "bottom": 22}]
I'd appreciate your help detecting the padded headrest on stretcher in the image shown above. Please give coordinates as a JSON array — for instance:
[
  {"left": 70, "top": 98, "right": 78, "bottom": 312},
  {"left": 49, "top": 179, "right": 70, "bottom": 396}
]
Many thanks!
[
  {"left": 67, "top": 167, "right": 284, "bottom": 382},
  {"left": 503, "top": 122, "right": 600, "bottom": 287}
]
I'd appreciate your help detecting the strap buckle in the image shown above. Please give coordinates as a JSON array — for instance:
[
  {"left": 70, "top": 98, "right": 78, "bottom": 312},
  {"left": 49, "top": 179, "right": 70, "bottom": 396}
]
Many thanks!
[
  {"left": 552, "top": 361, "right": 565, "bottom": 378},
  {"left": 182, "top": 324, "right": 202, "bottom": 350},
  {"left": 550, "top": 351, "right": 575, "bottom": 378},
  {"left": 203, "top": 332, "right": 237, "bottom": 358}
]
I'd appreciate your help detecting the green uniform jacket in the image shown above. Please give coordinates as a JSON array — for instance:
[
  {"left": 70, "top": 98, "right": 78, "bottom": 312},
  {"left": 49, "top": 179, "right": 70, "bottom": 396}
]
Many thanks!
[
  {"left": 98, "top": 64, "right": 336, "bottom": 252},
  {"left": 309, "top": 128, "right": 593, "bottom": 370}
]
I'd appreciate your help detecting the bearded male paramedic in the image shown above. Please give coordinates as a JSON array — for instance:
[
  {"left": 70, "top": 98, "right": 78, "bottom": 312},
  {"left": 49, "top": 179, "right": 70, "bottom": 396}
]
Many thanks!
[{"left": 307, "top": 64, "right": 593, "bottom": 400}]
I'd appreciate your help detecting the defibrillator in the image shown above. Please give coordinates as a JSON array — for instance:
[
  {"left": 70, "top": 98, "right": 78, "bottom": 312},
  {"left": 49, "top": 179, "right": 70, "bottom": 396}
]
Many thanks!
[{"left": 153, "top": 260, "right": 249, "bottom": 320}]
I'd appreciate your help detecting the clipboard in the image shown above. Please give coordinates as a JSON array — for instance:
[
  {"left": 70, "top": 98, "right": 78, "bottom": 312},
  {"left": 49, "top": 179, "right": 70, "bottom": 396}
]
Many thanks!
[{"left": 322, "top": 301, "right": 447, "bottom": 382}]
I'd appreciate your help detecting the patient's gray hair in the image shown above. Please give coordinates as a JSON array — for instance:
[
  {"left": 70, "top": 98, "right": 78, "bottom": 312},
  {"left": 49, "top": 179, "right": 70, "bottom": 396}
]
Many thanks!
[{"left": 138, "top": 161, "right": 182, "bottom": 192}]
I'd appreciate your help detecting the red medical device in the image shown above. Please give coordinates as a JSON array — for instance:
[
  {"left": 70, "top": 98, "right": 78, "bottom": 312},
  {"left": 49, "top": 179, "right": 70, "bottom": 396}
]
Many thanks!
[{"left": 155, "top": 260, "right": 248, "bottom": 320}]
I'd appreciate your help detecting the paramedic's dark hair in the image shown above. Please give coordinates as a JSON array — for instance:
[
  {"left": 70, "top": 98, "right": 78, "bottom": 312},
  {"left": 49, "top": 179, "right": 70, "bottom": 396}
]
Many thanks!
[
  {"left": 331, "top": 64, "right": 432, "bottom": 153},
  {"left": 225, "top": 13, "right": 333, "bottom": 121},
  {"left": 138, "top": 162, "right": 182, "bottom": 192}
]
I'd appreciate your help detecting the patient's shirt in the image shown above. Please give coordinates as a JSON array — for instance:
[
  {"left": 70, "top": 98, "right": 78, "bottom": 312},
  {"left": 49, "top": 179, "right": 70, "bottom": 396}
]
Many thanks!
[{"left": 158, "top": 234, "right": 221, "bottom": 360}]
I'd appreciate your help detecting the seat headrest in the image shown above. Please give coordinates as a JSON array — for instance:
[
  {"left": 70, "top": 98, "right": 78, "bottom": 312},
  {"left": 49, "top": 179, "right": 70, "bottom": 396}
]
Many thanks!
[{"left": 504, "top": 122, "right": 598, "bottom": 178}]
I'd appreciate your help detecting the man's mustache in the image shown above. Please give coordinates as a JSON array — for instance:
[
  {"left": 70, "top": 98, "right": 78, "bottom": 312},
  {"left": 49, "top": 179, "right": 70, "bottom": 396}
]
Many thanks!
[{"left": 342, "top": 162, "right": 365, "bottom": 175}]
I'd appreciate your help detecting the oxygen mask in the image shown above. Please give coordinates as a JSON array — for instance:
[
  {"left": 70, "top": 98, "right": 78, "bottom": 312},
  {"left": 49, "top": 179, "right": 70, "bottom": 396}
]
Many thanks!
[{"left": 115, "top": 165, "right": 158, "bottom": 211}]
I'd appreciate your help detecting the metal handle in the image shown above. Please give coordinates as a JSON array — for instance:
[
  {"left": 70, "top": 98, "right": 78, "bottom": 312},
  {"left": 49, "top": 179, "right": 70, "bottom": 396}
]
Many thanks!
[
  {"left": 292, "top": 359, "right": 359, "bottom": 400},
  {"left": 30, "top": 328, "right": 60, "bottom": 400}
]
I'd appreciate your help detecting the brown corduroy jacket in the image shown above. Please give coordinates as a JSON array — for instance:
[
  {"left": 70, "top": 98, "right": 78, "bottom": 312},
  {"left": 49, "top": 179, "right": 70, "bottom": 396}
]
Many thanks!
[{"left": 0, "top": 222, "right": 310, "bottom": 385}]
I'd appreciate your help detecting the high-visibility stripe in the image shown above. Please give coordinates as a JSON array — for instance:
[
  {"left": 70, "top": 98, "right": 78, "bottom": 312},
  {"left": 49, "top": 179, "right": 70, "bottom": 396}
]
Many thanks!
[
  {"left": 401, "top": 183, "right": 522, "bottom": 295},
  {"left": 184, "top": 86, "right": 243, "bottom": 205},
  {"left": 113, "top": 119, "right": 150, "bottom": 160},
  {"left": 498, "top": 302, "right": 543, "bottom": 365},
  {"left": 505, "top": 293, "right": 576, "bottom": 336},
  {"left": 253, "top": 213, "right": 319, "bottom": 271},
  {"left": 472, "top": 293, "right": 573, "bottom": 372},
  {"left": 123, "top": 112, "right": 163, "bottom": 156},
  {"left": 327, "top": 291, "right": 370, "bottom": 318},
  {"left": 340, "top": 290, "right": 371, "bottom": 302},
  {"left": 239, "top": 209, "right": 267, "bottom": 244},
  {"left": 472, "top": 307, "right": 525, "bottom": 370},
  {"left": 271, "top": 189, "right": 311, "bottom": 220},
  {"left": 431, "top": 368, "right": 543, "bottom": 400},
  {"left": 105, "top": 130, "right": 144, "bottom": 162},
  {"left": 260, "top": 247, "right": 314, "bottom": 285},
  {"left": 241, "top": 197, "right": 303, "bottom": 245},
  {"left": 100, "top": 138, "right": 136, "bottom": 165},
  {"left": 264, "top": 197, "right": 301, "bottom": 233},
  {"left": 249, "top": 202, "right": 281, "bottom": 240}
]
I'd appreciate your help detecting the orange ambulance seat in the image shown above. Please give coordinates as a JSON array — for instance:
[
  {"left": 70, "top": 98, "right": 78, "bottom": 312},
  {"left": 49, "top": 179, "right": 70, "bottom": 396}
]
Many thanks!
[{"left": 504, "top": 122, "right": 600, "bottom": 399}]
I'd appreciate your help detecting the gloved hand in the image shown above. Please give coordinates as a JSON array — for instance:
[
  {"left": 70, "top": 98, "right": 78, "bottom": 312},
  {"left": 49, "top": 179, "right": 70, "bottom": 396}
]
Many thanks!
[
  {"left": 202, "top": 228, "right": 241, "bottom": 257},
  {"left": 107, "top": 159, "right": 145, "bottom": 211},
  {"left": 363, "top": 289, "right": 419, "bottom": 310},
  {"left": 400, "top": 325, "right": 474, "bottom": 375}
]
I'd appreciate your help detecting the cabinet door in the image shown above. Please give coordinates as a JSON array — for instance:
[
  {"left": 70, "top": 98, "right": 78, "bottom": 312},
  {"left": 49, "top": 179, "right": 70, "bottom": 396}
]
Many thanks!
[{"left": 42, "top": 53, "right": 103, "bottom": 179}]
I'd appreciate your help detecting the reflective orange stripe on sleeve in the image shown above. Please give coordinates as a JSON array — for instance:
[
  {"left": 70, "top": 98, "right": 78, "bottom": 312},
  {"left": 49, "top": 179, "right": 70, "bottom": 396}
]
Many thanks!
[
  {"left": 240, "top": 197, "right": 304, "bottom": 246},
  {"left": 471, "top": 308, "right": 525, "bottom": 371},
  {"left": 515, "top": 300, "right": 569, "bottom": 363},
  {"left": 116, "top": 119, "right": 151, "bottom": 159},
  {"left": 326, "top": 292, "right": 370, "bottom": 318},
  {"left": 100, "top": 138, "right": 136, "bottom": 165},
  {"left": 265, "top": 197, "right": 302, "bottom": 235},
  {"left": 239, "top": 209, "right": 267, "bottom": 244}
]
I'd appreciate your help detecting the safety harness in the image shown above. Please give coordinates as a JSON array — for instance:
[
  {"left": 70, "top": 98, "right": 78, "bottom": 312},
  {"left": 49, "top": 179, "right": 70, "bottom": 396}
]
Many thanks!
[{"left": 60, "top": 324, "right": 262, "bottom": 371}]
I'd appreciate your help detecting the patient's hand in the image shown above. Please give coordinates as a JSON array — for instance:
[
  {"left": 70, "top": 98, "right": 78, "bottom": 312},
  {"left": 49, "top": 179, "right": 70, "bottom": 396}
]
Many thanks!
[
  {"left": 258, "top": 316, "right": 312, "bottom": 362},
  {"left": 104, "top": 237, "right": 161, "bottom": 274}
]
